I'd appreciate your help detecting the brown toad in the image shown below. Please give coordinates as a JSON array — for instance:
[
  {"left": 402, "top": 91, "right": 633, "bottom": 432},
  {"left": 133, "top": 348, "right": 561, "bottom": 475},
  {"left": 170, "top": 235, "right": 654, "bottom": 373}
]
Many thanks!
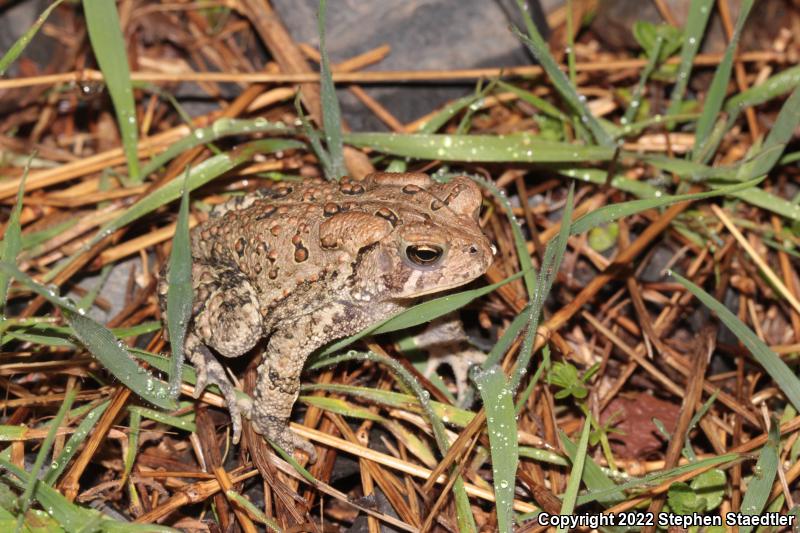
[{"left": 159, "top": 172, "right": 494, "bottom": 459}]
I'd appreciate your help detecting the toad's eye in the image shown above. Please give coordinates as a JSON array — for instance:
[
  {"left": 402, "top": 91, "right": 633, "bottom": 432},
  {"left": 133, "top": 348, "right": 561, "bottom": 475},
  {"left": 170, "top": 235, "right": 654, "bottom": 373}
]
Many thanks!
[{"left": 405, "top": 244, "right": 444, "bottom": 267}]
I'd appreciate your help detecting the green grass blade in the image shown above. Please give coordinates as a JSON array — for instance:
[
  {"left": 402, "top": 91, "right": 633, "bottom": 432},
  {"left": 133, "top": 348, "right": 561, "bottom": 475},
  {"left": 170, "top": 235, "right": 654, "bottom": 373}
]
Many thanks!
[
  {"left": 511, "top": 0, "right": 612, "bottom": 146},
  {"left": 343, "top": 132, "right": 614, "bottom": 163},
  {"left": 560, "top": 431, "right": 625, "bottom": 505},
  {"left": 128, "top": 405, "right": 195, "bottom": 433},
  {"left": 0, "top": 263, "right": 176, "bottom": 410},
  {"left": 124, "top": 409, "right": 141, "bottom": 481},
  {"left": 317, "top": 0, "right": 344, "bottom": 180},
  {"left": 140, "top": 118, "right": 294, "bottom": 177},
  {"left": 557, "top": 420, "right": 591, "bottom": 532},
  {"left": 82, "top": 0, "right": 141, "bottom": 183},
  {"left": 44, "top": 401, "right": 110, "bottom": 485},
  {"left": 0, "top": 162, "right": 27, "bottom": 312},
  {"left": 0, "top": 0, "right": 66, "bottom": 76},
  {"left": 728, "top": 187, "right": 800, "bottom": 222},
  {"left": 569, "top": 177, "right": 763, "bottom": 235},
  {"left": 471, "top": 174, "right": 537, "bottom": 298},
  {"left": 16, "top": 386, "right": 76, "bottom": 531},
  {"left": 224, "top": 489, "right": 283, "bottom": 531},
  {"left": 510, "top": 184, "right": 574, "bottom": 391},
  {"left": 575, "top": 453, "right": 740, "bottom": 506},
  {"left": 693, "top": 0, "right": 753, "bottom": 159},
  {"left": 497, "top": 81, "right": 569, "bottom": 122},
  {"left": 318, "top": 270, "right": 525, "bottom": 357},
  {"left": 166, "top": 173, "right": 193, "bottom": 399},
  {"left": 473, "top": 366, "right": 518, "bottom": 532},
  {"left": 739, "top": 421, "right": 780, "bottom": 533},
  {"left": 736, "top": 84, "right": 800, "bottom": 181},
  {"left": 672, "top": 271, "right": 800, "bottom": 412},
  {"left": 46, "top": 139, "right": 303, "bottom": 282},
  {"left": 1, "top": 457, "right": 178, "bottom": 533},
  {"left": 666, "top": 0, "right": 715, "bottom": 119},
  {"left": 724, "top": 65, "right": 800, "bottom": 113},
  {"left": 622, "top": 35, "right": 664, "bottom": 126}
]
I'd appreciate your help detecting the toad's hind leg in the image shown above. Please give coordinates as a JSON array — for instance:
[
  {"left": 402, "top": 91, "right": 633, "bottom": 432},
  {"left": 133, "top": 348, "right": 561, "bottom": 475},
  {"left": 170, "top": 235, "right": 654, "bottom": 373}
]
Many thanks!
[{"left": 189, "top": 264, "right": 263, "bottom": 443}]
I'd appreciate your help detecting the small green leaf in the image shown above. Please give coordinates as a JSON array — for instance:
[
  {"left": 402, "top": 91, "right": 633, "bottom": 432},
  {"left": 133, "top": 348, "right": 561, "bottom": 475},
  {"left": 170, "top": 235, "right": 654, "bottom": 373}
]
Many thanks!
[{"left": 667, "top": 481, "right": 706, "bottom": 515}]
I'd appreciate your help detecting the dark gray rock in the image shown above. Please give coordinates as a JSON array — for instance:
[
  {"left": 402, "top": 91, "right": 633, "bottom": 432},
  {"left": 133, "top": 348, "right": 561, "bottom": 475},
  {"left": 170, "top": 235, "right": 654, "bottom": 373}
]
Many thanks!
[{"left": 272, "top": 0, "right": 548, "bottom": 130}]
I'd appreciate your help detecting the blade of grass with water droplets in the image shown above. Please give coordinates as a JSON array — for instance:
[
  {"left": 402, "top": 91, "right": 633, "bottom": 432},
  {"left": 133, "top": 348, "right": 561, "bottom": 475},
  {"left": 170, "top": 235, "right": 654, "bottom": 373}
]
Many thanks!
[
  {"left": 672, "top": 271, "right": 800, "bottom": 412},
  {"left": 343, "top": 132, "right": 614, "bottom": 163},
  {"left": 736, "top": 84, "right": 800, "bottom": 181},
  {"left": 509, "top": 184, "right": 574, "bottom": 391},
  {"left": 82, "top": 0, "right": 141, "bottom": 183},
  {"left": 725, "top": 65, "right": 800, "bottom": 113},
  {"left": 666, "top": 0, "right": 715, "bottom": 119},
  {"left": 0, "top": 263, "right": 176, "bottom": 410},
  {"left": 739, "top": 421, "right": 779, "bottom": 533},
  {"left": 693, "top": 0, "right": 753, "bottom": 160},
  {"left": 44, "top": 400, "right": 110, "bottom": 485},
  {"left": 569, "top": 177, "right": 763, "bottom": 235},
  {"left": 318, "top": 270, "right": 525, "bottom": 357},
  {"left": 557, "top": 420, "right": 591, "bottom": 533},
  {"left": 166, "top": 172, "right": 192, "bottom": 400},
  {"left": 0, "top": 0, "right": 65, "bottom": 76},
  {"left": 511, "top": 0, "right": 612, "bottom": 146},
  {"left": 317, "top": 0, "right": 344, "bottom": 180},
  {"left": 16, "top": 386, "right": 76, "bottom": 530},
  {"left": 474, "top": 365, "right": 518, "bottom": 533},
  {"left": 622, "top": 35, "right": 664, "bottom": 127}
]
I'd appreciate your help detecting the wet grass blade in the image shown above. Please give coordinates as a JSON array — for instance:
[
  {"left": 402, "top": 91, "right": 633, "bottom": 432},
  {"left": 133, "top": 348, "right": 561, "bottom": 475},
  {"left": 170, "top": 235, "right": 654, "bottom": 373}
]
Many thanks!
[
  {"left": 666, "top": 0, "right": 715, "bottom": 119},
  {"left": 0, "top": 0, "right": 65, "bottom": 76},
  {"left": 44, "top": 401, "right": 110, "bottom": 485},
  {"left": 724, "top": 65, "right": 800, "bottom": 113},
  {"left": 46, "top": 139, "right": 303, "bottom": 282},
  {"left": 622, "top": 35, "right": 664, "bottom": 127},
  {"left": 82, "top": 0, "right": 141, "bottom": 183},
  {"left": 0, "top": 162, "right": 27, "bottom": 312},
  {"left": 693, "top": 0, "right": 753, "bottom": 159},
  {"left": 558, "top": 420, "right": 591, "bottom": 532},
  {"left": 166, "top": 172, "right": 193, "bottom": 400},
  {"left": 343, "top": 132, "right": 614, "bottom": 162},
  {"left": 16, "top": 386, "right": 76, "bottom": 530},
  {"left": 672, "top": 271, "right": 800, "bottom": 412},
  {"left": 511, "top": 0, "right": 612, "bottom": 146},
  {"left": 510, "top": 184, "right": 574, "bottom": 391},
  {"left": 569, "top": 177, "right": 763, "bottom": 235},
  {"left": 1, "top": 457, "right": 177, "bottom": 533},
  {"left": 560, "top": 431, "right": 625, "bottom": 505},
  {"left": 317, "top": 0, "right": 344, "bottom": 180},
  {"left": 318, "top": 270, "right": 525, "bottom": 357},
  {"left": 0, "top": 263, "right": 176, "bottom": 410},
  {"left": 739, "top": 421, "right": 779, "bottom": 533},
  {"left": 736, "top": 84, "right": 800, "bottom": 181},
  {"left": 473, "top": 366, "right": 518, "bottom": 532},
  {"left": 472, "top": 174, "right": 537, "bottom": 298}
]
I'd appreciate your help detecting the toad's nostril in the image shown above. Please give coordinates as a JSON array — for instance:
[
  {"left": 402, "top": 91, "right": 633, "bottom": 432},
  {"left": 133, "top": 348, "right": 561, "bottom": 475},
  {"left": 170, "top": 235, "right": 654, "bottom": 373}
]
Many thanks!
[{"left": 468, "top": 245, "right": 478, "bottom": 254}]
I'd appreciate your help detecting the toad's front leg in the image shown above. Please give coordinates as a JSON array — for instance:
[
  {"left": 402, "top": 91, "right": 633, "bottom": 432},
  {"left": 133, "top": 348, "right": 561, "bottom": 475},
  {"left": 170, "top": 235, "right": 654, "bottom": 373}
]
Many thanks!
[{"left": 248, "top": 311, "right": 338, "bottom": 463}]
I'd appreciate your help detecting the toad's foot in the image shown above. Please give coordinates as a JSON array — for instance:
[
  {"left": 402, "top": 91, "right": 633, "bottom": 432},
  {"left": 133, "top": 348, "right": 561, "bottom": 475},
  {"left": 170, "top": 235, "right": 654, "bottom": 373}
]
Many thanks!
[
  {"left": 189, "top": 341, "right": 245, "bottom": 444},
  {"left": 249, "top": 409, "right": 317, "bottom": 464}
]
